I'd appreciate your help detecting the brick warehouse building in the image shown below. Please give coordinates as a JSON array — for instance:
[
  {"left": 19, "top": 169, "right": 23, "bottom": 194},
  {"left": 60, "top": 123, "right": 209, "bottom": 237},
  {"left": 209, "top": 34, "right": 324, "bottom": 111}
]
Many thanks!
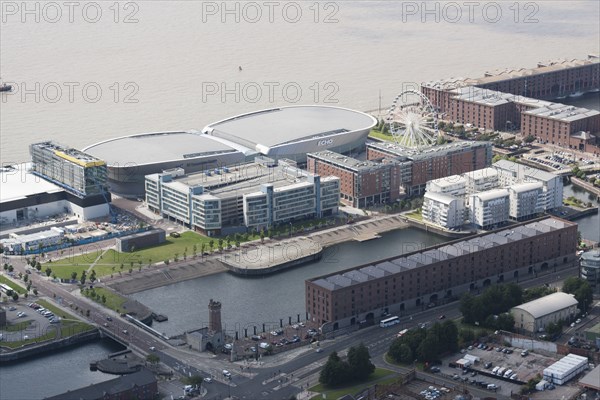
[
  {"left": 305, "top": 217, "right": 577, "bottom": 332},
  {"left": 366, "top": 141, "right": 492, "bottom": 196},
  {"left": 421, "top": 56, "right": 600, "bottom": 153}
]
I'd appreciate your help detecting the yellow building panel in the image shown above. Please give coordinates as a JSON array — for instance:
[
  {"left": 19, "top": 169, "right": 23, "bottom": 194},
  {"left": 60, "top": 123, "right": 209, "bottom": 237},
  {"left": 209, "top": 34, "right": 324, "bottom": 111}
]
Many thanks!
[{"left": 54, "top": 151, "right": 106, "bottom": 168}]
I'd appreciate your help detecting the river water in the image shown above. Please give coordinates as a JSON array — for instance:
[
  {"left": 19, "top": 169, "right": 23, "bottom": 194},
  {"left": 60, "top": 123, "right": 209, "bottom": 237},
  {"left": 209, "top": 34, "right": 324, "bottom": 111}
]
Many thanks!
[
  {"left": 0, "top": 339, "right": 124, "bottom": 400},
  {"left": 130, "top": 227, "right": 447, "bottom": 336},
  {"left": 1, "top": 1, "right": 599, "bottom": 163}
]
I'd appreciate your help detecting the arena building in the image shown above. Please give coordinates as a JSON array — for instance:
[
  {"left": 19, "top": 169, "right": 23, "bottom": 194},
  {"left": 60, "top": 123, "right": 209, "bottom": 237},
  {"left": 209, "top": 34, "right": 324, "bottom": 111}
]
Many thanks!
[
  {"left": 84, "top": 106, "right": 376, "bottom": 198},
  {"left": 305, "top": 217, "right": 578, "bottom": 331}
]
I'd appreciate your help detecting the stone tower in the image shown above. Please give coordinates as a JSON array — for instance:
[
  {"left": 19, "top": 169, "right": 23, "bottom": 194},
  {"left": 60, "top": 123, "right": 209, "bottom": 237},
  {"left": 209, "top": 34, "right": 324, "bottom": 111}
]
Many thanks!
[{"left": 208, "top": 299, "right": 222, "bottom": 333}]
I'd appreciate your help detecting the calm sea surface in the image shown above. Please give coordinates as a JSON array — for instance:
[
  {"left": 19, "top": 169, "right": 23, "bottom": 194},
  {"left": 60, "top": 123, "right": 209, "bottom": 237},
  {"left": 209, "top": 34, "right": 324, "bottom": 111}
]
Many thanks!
[{"left": 1, "top": 1, "right": 599, "bottom": 162}]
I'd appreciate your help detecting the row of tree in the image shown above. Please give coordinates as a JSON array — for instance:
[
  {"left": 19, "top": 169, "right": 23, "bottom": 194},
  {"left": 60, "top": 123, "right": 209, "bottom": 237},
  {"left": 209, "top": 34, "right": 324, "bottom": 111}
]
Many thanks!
[
  {"left": 388, "top": 320, "right": 459, "bottom": 364},
  {"left": 562, "top": 277, "right": 593, "bottom": 314},
  {"left": 319, "top": 343, "right": 375, "bottom": 387},
  {"left": 459, "top": 283, "right": 523, "bottom": 325}
]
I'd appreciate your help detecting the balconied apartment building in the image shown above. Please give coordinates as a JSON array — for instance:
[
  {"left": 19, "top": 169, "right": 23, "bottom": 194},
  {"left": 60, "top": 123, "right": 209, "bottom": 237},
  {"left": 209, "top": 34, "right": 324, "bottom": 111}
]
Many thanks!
[
  {"left": 146, "top": 160, "right": 339, "bottom": 235},
  {"left": 508, "top": 182, "right": 544, "bottom": 221},
  {"left": 307, "top": 151, "right": 405, "bottom": 208},
  {"left": 493, "top": 160, "right": 563, "bottom": 210},
  {"left": 580, "top": 250, "right": 600, "bottom": 295},
  {"left": 306, "top": 217, "right": 578, "bottom": 331},
  {"left": 422, "top": 192, "right": 464, "bottom": 229},
  {"left": 421, "top": 161, "right": 561, "bottom": 229},
  {"left": 468, "top": 189, "right": 510, "bottom": 229},
  {"left": 366, "top": 141, "right": 492, "bottom": 196}
]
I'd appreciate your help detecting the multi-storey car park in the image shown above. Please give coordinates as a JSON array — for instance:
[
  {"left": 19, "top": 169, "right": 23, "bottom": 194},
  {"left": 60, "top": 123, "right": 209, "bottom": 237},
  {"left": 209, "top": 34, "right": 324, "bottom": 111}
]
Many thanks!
[
  {"left": 84, "top": 106, "right": 377, "bottom": 198},
  {"left": 305, "top": 217, "right": 578, "bottom": 332}
]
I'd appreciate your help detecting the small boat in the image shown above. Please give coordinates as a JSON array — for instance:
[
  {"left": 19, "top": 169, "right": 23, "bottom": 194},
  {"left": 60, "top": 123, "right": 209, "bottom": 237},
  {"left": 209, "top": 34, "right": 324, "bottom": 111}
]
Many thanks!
[
  {"left": 238, "top": 66, "right": 242, "bottom": 71},
  {"left": 0, "top": 78, "right": 12, "bottom": 92}
]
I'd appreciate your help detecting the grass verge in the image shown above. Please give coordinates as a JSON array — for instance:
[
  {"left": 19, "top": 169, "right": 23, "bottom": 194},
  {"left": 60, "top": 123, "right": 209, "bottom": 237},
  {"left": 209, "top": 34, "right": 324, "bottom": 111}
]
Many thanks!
[
  {"left": 310, "top": 368, "right": 396, "bottom": 400},
  {"left": 81, "top": 287, "right": 127, "bottom": 313},
  {"left": 0, "top": 275, "right": 27, "bottom": 294}
]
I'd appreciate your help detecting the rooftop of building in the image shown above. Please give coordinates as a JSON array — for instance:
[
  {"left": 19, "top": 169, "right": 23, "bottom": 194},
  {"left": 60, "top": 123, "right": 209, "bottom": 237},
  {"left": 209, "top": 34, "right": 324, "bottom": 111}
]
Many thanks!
[
  {"left": 0, "top": 164, "right": 64, "bottom": 203},
  {"left": 512, "top": 292, "right": 579, "bottom": 319},
  {"left": 427, "top": 175, "right": 466, "bottom": 188},
  {"left": 477, "top": 57, "right": 599, "bottom": 85},
  {"left": 309, "top": 217, "right": 573, "bottom": 291},
  {"left": 493, "top": 159, "right": 560, "bottom": 182},
  {"left": 83, "top": 131, "right": 245, "bottom": 166},
  {"left": 543, "top": 353, "right": 588, "bottom": 376},
  {"left": 366, "top": 140, "right": 490, "bottom": 160},
  {"left": 523, "top": 103, "right": 600, "bottom": 122},
  {"left": 44, "top": 368, "right": 156, "bottom": 400},
  {"left": 308, "top": 151, "right": 388, "bottom": 172},
  {"left": 424, "top": 191, "right": 460, "bottom": 205},
  {"left": 580, "top": 249, "right": 600, "bottom": 262},
  {"left": 579, "top": 364, "right": 600, "bottom": 390},
  {"left": 509, "top": 181, "right": 544, "bottom": 193},
  {"left": 421, "top": 77, "right": 477, "bottom": 90},
  {"left": 464, "top": 167, "right": 498, "bottom": 181},
  {"left": 470, "top": 188, "right": 509, "bottom": 201},
  {"left": 148, "top": 160, "right": 332, "bottom": 200},
  {"left": 31, "top": 141, "right": 105, "bottom": 167},
  {"left": 451, "top": 86, "right": 515, "bottom": 106},
  {"left": 203, "top": 105, "right": 377, "bottom": 148}
]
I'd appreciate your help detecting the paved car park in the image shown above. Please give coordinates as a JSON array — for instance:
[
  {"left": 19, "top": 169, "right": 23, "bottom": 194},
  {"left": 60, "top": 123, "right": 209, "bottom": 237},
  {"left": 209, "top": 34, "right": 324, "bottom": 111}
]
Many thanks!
[
  {"left": 438, "top": 343, "right": 583, "bottom": 399},
  {"left": 0, "top": 301, "right": 55, "bottom": 342}
]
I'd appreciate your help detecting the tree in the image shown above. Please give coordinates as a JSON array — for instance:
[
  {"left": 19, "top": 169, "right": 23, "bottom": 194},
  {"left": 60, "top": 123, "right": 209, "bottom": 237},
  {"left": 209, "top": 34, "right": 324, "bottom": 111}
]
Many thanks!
[
  {"left": 417, "top": 334, "right": 440, "bottom": 363},
  {"left": 12, "top": 292, "right": 19, "bottom": 301},
  {"left": 524, "top": 135, "right": 535, "bottom": 143},
  {"left": 347, "top": 343, "right": 375, "bottom": 380},
  {"left": 80, "top": 272, "right": 87, "bottom": 285},
  {"left": 35, "top": 261, "right": 42, "bottom": 272},
  {"left": 33, "top": 288, "right": 38, "bottom": 296},
  {"left": 319, "top": 351, "right": 351, "bottom": 386},
  {"left": 146, "top": 354, "right": 160, "bottom": 365},
  {"left": 209, "top": 240, "right": 214, "bottom": 252},
  {"left": 71, "top": 271, "right": 78, "bottom": 281},
  {"left": 260, "top": 231, "right": 265, "bottom": 243},
  {"left": 562, "top": 277, "right": 593, "bottom": 313},
  {"left": 8, "top": 265, "right": 14, "bottom": 273},
  {"left": 45, "top": 267, "right": 52, "bottom": 277},
  {"left": 23, "top": 274, "right": 28, "bottom": 283}
]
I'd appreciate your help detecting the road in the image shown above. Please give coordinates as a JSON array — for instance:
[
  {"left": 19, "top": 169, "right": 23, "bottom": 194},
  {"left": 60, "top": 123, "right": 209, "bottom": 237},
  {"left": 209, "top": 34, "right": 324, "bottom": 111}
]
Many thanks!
[{"left": 2, "top": 249, "right": 581, "bottom": 400}]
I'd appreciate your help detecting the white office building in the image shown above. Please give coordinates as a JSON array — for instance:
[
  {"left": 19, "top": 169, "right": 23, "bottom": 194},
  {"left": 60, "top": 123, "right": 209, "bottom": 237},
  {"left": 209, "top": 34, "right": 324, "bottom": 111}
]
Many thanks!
[
  {"left": 508, "top": 182, "right": 544, "bottom": 220},
  {"left": 145, "top": 161, "right": 339, "bottom": 235},
  {"left": 468, "top": 189, "right": 510, "bottom": 229},
  {"left": 422, "top": 191, "right": 465, "bottom": 229}
]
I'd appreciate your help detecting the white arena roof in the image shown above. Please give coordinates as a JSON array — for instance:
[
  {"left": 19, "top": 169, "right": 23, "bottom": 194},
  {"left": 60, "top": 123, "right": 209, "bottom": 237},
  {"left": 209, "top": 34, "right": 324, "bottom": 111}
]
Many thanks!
[
  {"left": 203, "top": 106, "right": 377, "bottom": 149},
  {"left": 84, "top": 131, "right": 244, "bottom": 166},
  {"left": 512, "top": 292, "right": 578, "bottom": 319},
  {"left": 0, "top": 164, "right": 63, "bottom": 203}
]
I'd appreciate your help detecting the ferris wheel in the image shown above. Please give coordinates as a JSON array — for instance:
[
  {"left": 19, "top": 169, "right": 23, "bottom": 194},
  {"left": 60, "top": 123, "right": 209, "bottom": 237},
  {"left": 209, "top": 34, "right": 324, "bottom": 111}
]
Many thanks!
[{"left": 386, "top": 90, "right": 439, "bottom": 149}]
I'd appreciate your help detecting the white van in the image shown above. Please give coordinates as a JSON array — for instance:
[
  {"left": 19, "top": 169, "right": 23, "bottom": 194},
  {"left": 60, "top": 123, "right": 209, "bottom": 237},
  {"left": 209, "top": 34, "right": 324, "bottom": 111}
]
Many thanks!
[
  {"left": 492, "top": 366, "right": 500, "bottom": 374},
  {"left": 496, "top": 367, "right": 506, "bottom": 376},
  {"left": 503, "top": 369, "right": 513, "bottom": 378}
]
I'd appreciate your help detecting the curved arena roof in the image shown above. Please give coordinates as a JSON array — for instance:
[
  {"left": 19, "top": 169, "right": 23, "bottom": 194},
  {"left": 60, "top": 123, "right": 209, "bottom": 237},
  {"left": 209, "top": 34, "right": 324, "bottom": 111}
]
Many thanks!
[
  {"left": 83, "top": 130, "right": 247, "bottom": 166},
  {"left": 202, "top": 105, "right": 377, "bottom": 153}
]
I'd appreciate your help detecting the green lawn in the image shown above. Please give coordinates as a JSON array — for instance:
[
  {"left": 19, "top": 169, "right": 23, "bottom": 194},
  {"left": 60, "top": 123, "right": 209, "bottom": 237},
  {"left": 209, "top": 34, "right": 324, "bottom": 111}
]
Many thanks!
[
  {"left": 0, "top": 275, "right": 27, "bottom": 294},
  {"left": 369, "top": 129, "right": 394, "bottom": 142},
  {"left": 310, "top": 368, "right": 396, "bottom": 399},
  {"left": 405, "top": 211, "right": 423, "bottom": 221},
  {"left": 82, "top": 287, "right": 127, "bottom": 313}
]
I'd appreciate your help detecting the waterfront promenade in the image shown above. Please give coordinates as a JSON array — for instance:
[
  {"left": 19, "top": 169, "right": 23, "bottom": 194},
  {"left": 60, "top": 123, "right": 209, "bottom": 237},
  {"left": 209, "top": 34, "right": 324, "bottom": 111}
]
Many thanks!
[{"left": 107, "top": 214, "right": 410, "bottom": 294}]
